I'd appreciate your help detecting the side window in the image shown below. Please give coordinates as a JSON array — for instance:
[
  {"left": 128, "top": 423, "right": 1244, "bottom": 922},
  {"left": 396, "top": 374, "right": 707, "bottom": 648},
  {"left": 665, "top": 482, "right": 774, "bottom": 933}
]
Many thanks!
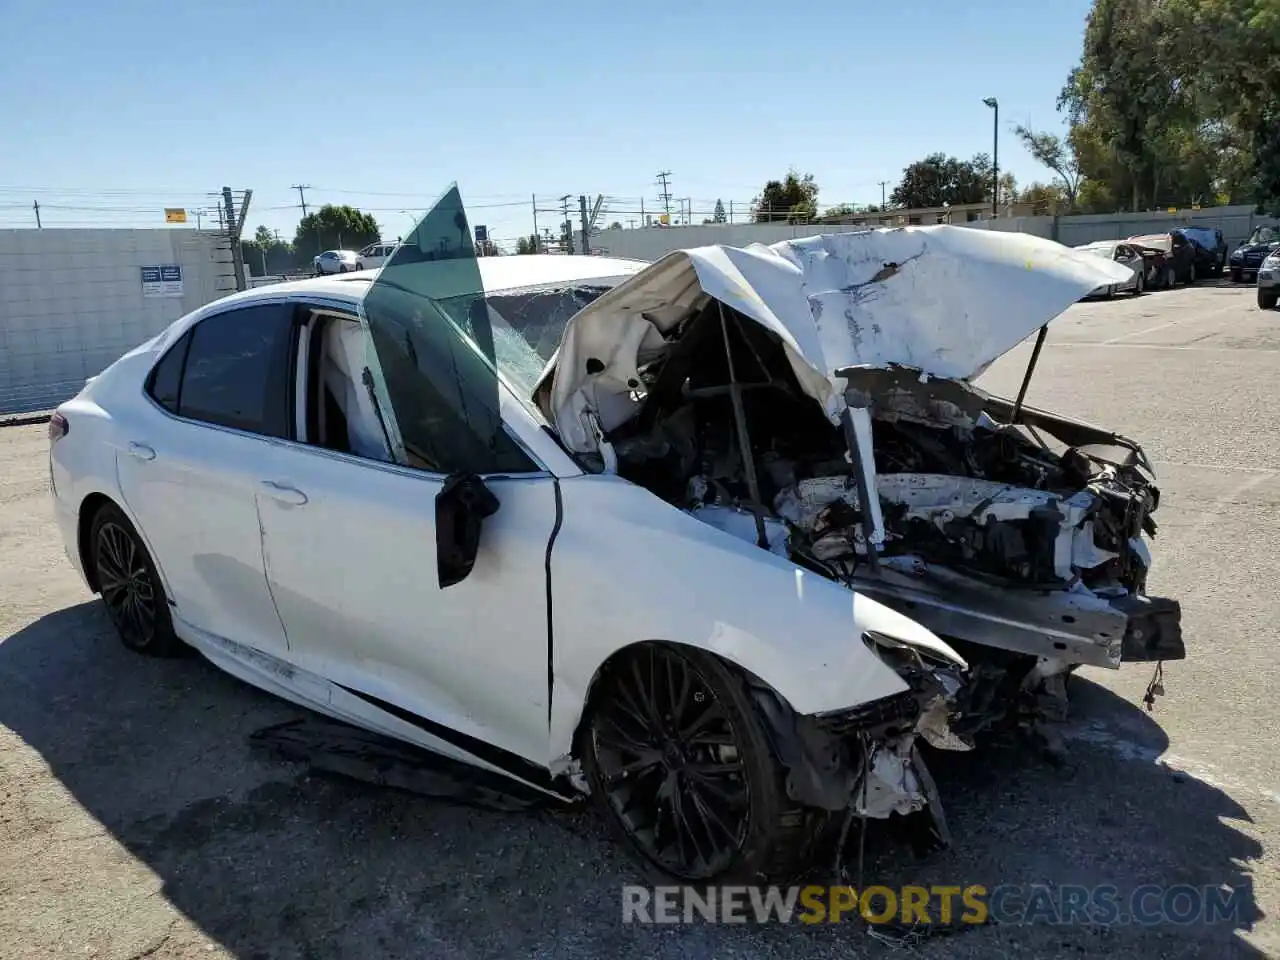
[
  {"left": 147, "top": 331, "right": 191, "bottom": 413},
  {"left": 177, "top": 304, "right": 297, "bottom": 438}
]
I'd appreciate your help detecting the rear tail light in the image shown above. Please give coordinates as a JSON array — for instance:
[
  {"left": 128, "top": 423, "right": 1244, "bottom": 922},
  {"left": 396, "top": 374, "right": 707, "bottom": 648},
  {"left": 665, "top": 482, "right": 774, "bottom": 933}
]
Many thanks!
[{"left": 48, "top": 412, "right": 69, "bottom": 442}]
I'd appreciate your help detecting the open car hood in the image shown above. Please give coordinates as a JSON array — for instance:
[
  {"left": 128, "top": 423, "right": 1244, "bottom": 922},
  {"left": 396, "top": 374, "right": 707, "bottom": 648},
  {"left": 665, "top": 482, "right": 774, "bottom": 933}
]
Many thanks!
[{"left": 537, "top": 225, "right": 1133, "bottom": 453}]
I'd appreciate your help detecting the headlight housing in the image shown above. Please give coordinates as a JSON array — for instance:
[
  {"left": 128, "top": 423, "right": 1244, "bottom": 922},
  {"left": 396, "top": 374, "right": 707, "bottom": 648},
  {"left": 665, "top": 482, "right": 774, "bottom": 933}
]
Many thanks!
[{"left": 1263, "top": 252, "right": 1280, "bottom": 268}]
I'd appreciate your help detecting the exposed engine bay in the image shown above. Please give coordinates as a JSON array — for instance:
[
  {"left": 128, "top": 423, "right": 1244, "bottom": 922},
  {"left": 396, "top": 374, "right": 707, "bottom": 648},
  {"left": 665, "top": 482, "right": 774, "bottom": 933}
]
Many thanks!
[{"left": 591, "top": 295, "right": 1184, "bottom": 734}]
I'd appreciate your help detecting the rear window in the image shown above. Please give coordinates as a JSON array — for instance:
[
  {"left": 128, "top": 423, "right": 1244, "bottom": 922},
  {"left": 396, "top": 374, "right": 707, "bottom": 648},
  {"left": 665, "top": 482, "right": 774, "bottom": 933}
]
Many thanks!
[{"left": 150, "top": 304, "right": 297, "bottom": 438}]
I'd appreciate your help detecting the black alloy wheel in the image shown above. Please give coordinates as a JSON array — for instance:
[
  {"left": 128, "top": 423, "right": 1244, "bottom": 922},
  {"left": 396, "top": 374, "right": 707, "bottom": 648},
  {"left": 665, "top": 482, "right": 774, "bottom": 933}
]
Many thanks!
[
  {"left": 582, "top": 643, "right": 812, "bottom": 883},
  {"left": 90, "top": 503, "right": 181, "bottom": 656}
]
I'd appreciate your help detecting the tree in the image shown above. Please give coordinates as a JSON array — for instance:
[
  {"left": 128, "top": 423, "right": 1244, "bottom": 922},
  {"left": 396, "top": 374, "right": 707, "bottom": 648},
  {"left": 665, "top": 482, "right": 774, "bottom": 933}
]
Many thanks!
[
  {"left": 1014, "top": 125, "right": 1083, "bottom": 211},
  {"left": 752, "top": 171, "right": 819, "bottom": 223},
  {"left": 819, "top": 204, "right": 860, "bottom": 222},
  {"left": 515, "top": 234, "right": 540, "bottom": 254},
  {"left": 241, "top": 224, "right": 293, "bottom": 277},
  {"left": 712, "top": 199, "right": 727, "bottom": 223},
  {"left": 293, "top": 205, "right": 380, "bottom": 262},
  {"left": 890, "top": 153, "right": 994, "bottom": 208},
  {"left": 1019, "top": 182, "right": 1069, "bottom": 214},
  {"left": 608, "top": 221, "right": 623, "bottom": 230}
]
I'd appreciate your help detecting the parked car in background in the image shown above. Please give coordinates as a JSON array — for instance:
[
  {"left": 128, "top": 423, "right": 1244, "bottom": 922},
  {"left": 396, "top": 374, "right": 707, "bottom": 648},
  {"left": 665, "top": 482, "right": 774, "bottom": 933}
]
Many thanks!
[
  {"left": 1176, "top": 227, "right": 1228, "bottom": 277},
  {"left": 312, "top": 250, "right": 361, "bottom": 276},
  {"left": 356, "top": 241, "right": 399, "bottom": 271},
  {"left": 1230, "top": 225, "right": 1280, "bottom": 283},
  {"left": 1127, "top": 232, "right": 1197, "bottom": 285},
  {"left": 1074, "top": 240, "right": 1146, "bottom": 296},
  {"left": 1259, "top": 248, "right": 1280, "bottom": 309}
]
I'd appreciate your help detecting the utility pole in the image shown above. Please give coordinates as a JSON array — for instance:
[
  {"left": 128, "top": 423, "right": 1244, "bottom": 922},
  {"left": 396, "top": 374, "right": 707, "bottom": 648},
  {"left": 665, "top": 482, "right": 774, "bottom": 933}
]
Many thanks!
[
  {"left": 579, "top": 195, "right": 590, "bottom": 255},
  {"left": 223, "top": 186, "right": 251, "bottom": 292},
  {"left": 531, "top": 193, "right": 540, "bottom": 252},
  {"left": 655, "top": 171, "right": 672, "bottom": 218},
  {"left": 729, "top": 200, "right": 734, "bottom": 224},
  {"left": 32, "top": 200, "right": 41, "bottom": 228},
  {"left": 879, "top": 181, "right": 888, "bottom": 209},
  {"left": 983, "top": 97, "right": 999, "bottom": 216},
  {"left": 685, "top": 197, "right": 692, "bottom": 225},
  {"left": 558, "top": 195, "right": 572, "bottom": 253},
  {"left": 292, "top": 184, "right": 310, "bottom": 218},
  {"left": 640, "top": 198, "right": 645, "bottom": 226}
]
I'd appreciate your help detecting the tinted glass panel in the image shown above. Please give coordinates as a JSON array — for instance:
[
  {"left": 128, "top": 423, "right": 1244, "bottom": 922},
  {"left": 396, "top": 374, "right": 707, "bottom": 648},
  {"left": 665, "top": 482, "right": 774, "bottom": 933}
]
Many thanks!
[
  {"left": 361, "top": 184, "right": 536, "bottom": 475},
  {"left": 147, "top": 331, "right": 191, "bottom": 413},
  {"left": 179, "top": 304, "right": 296, "bottom": 438}
]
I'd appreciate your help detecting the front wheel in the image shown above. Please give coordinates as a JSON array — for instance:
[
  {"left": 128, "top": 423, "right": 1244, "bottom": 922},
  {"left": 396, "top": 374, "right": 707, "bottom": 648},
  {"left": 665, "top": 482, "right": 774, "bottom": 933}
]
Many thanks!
[
  {"left": 1231, "top": 269, "right": 1243, "bottom": 283},
  {"left": 1132, "top": 271, "right": 1145, "bottom": 295},
  {"left": 581, "top": 643, "right": 814, "bottom": 883},
  {"left": 89, "top": 503, "right": 182, "bottom": 657},
  {"left": 1164, "top": 265, "right": 1177, "bottom": 289},
  {"left": 1260, "top": 289, "right": 1279, "bottom": 310}
]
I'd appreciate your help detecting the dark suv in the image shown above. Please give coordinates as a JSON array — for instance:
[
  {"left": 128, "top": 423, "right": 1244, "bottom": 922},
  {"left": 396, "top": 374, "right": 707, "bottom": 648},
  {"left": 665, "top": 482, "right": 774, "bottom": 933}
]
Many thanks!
[
  {"left": 1230, "top": 225, "right": 1280, "bottom": 283},
  {"left": 1176, "top": 227, "right": 1228, "bottom": 277}
]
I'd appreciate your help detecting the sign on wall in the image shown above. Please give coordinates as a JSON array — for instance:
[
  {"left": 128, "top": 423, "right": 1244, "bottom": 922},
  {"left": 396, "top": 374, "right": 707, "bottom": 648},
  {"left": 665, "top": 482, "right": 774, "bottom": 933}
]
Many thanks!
[
  {"left": 164, "top": 208, "right": 188, "bottom": 223},
  {"left": 140, "top": 264, "right": 184, "bottom": 298}
]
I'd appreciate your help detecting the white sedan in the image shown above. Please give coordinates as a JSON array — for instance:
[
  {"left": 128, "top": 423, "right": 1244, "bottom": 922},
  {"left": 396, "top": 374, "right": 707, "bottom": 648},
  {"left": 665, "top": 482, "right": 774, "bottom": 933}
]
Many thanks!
[
  {"left": 312, "top": 249, "right": 361, "bottom": 275},
  {"left": 50, "top": 189, "right": 1172, "bottom": 882}
]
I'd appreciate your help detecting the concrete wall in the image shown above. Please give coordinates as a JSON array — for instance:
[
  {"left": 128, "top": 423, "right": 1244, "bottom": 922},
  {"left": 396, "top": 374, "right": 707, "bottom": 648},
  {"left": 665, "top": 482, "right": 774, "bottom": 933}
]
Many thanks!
[
  {"left": 586, "top": 205, "right": 1275, "bottom": 263},
  {"left": 0, "top": 229, "right": 235, "bottom": 413}
]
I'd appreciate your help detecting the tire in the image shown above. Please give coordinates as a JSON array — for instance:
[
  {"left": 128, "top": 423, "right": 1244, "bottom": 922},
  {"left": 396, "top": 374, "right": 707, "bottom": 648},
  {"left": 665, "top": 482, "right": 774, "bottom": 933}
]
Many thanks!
[
  {"left": 1104, "top": 285, "right": 1114, "bottom": 299},
  {"left": 1260, "top": 289, "right": 1279, "bottom": 310},
  {"left": 1132, "top": 271, "right": 1145, "bottom": 295},
  {"left": 1232, "top": 269, "right": 1243, "bottom": 283},
  {"left": 88, "top": 502, "right": 182, "bottom": 657},
  {"left": 581, "top": 643, "right": 815, "bottom": 884},
  {"left": 338, "top": 264, "right": 348, "bottom": 273},
  {"left": 1189, "top": 262, "right": 1197, "bottom": 284},
  {"left": 1164, "top": 265, "right": 1176, "bottom": 289}
]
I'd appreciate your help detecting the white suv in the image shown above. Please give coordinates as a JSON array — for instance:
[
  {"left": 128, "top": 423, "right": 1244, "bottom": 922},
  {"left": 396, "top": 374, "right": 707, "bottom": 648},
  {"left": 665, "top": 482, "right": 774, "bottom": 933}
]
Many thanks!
[{"left": 356, "top": 241, "right": 399, "bottom": 270}]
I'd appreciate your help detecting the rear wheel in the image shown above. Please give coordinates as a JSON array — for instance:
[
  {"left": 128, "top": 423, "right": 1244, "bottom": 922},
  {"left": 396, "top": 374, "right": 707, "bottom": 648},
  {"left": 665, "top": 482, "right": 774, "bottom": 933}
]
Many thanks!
[
  {"left": 1187, "top": 262, "right": 1197, "bottom": 284},
  {"left": 1232, "top": 269, "right": 1243, "bottom": 283},
  {"left": 581, "top": 643, "right": 814, "bottom": 883},
  {"left": 1132, "top": 271, "right": 1145, "bottom": 295},
  {"left": 89, "top": 503, "right": 181, "bottom": 657},
  {"left": 1164, "top": 265, "right": 1176, "bottom": 288},
  {"left": 1260, "top": 289, "right": 1279, "bottom": 310}
]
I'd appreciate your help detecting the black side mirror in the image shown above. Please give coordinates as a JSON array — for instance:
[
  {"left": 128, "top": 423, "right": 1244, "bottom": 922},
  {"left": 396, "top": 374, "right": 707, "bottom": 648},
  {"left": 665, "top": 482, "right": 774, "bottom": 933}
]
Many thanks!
[{"left": 435, "top": 473, "right": 500, "bottom": 588}]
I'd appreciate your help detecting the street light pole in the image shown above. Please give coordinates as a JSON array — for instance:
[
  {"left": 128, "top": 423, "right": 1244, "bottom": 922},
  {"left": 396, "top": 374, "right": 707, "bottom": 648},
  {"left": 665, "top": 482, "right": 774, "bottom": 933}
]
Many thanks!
[{"left": 983, "top": 97, "right": 999, "bottom": 217}]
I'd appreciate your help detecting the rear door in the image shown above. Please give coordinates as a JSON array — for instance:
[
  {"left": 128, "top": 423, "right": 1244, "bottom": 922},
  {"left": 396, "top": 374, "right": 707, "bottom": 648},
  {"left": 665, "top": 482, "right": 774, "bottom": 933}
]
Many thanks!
[{"left": 115, "top": 302, "right": 297, "bottom": 656}]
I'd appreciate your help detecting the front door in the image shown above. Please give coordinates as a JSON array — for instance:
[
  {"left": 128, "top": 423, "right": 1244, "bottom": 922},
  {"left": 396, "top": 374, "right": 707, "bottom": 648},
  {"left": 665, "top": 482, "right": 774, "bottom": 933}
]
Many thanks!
[{"left": 257, "top": 186, "right": 560, "bottom": 772}]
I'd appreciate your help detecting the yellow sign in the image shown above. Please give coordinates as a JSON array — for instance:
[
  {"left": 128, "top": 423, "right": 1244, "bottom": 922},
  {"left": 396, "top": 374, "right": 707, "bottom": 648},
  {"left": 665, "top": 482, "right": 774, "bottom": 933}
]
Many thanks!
[
  {"left": 1191, "top": 204, "right": 1201, "bottom": 210},
  {"left": 1167, "top": 207, "right": 1177, "bottom": 213},
  {"left": 659, "top": 213, "right": 670, "bottom": 225},
  {"left": 164, "top": 208, "right": 188, "bottom": 223}
]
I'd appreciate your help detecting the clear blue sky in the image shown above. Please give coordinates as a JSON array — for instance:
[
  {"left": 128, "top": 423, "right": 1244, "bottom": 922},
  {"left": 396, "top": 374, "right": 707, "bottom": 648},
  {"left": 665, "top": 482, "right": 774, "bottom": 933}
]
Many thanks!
[{"left": 0, "top": 0, "right": 1093, "bottom": 245}]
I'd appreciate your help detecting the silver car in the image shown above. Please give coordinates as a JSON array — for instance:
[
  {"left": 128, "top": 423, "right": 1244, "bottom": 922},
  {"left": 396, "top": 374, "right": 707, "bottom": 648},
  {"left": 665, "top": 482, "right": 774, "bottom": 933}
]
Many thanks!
[
  {"left": 312, "top": 249, "right": 361, "bottom": 276},
  {"left": 1074, "top": 241, "right": 1146, "bottom": 297}
]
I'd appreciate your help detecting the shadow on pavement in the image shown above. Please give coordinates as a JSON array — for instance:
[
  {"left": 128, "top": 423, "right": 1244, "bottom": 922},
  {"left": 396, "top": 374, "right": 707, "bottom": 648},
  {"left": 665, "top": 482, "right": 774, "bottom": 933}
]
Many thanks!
[{"left": 0, "top": 601, "right": 1268, "bottom": 959}]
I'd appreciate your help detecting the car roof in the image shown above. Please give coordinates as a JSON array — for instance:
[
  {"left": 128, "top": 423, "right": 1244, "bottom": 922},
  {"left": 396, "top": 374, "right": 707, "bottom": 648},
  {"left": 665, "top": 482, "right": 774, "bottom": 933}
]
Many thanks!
[{"left": 195, "top": 254, "right": 653, "bottom": 314}]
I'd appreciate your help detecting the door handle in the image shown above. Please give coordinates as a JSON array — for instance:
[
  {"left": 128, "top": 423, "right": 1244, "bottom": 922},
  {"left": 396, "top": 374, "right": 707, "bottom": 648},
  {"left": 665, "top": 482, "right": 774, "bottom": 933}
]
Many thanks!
[
  {"left": 127, "top": 442, "right": 156, "bottom": 461},
  {"left": 260, "top": 480, "right": 308, "bottom": 506}
]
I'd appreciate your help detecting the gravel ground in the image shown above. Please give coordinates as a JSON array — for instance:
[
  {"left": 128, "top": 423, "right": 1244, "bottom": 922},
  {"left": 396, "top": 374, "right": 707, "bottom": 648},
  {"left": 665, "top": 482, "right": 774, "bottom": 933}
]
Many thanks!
[{"left": 1, "top": 282, "right": 1277, "bottom": 959}]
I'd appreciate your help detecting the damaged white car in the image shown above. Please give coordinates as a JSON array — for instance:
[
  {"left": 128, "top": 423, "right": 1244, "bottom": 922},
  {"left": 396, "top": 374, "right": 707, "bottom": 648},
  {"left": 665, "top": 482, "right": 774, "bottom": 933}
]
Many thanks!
[{"left": 49, "top": 186, "right": 1178, "bottom": 886}]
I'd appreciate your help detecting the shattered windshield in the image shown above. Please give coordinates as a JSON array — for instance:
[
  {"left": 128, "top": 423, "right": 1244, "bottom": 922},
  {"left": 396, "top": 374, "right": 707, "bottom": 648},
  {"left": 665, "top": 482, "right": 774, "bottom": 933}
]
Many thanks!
[{"left": 436, "top": 281, "right": 623, "bottom": 398}]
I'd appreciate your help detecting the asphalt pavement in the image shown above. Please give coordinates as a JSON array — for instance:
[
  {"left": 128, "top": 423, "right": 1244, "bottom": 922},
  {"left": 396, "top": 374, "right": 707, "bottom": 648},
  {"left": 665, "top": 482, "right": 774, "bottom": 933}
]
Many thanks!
[{"left": 0, "top": 281, "right": 1276, "bottom": 959}]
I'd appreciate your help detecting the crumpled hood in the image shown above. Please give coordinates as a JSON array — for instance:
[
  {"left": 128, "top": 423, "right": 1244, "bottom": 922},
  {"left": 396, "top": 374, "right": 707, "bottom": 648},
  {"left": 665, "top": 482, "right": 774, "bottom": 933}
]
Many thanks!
[{"left": 538, "top": 225, "right": 1134, "bottom": 454}]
